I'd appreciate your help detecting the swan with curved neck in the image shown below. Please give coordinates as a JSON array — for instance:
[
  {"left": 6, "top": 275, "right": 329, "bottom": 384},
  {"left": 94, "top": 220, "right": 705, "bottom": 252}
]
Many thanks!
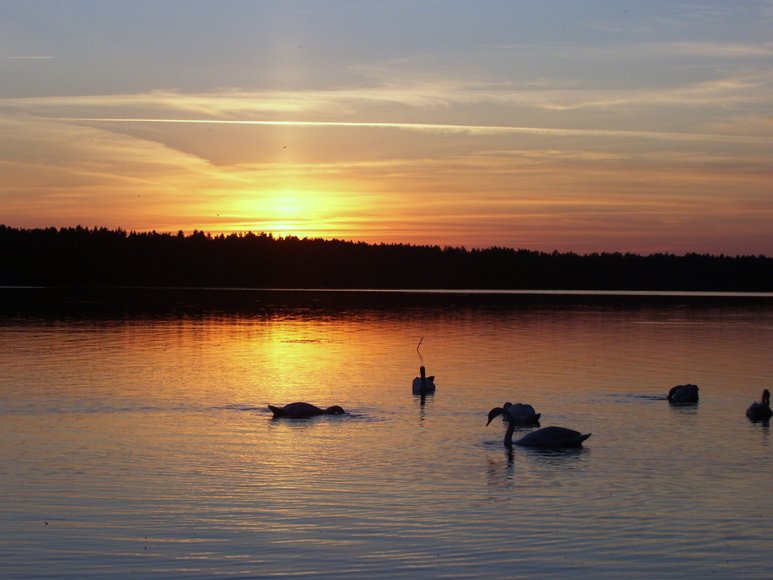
[
  {"left": 412, "top": 366, "right": 436, "bottom": 394},
  {"left": 746, "top": 389, "right": 772, "bottom": 421},
  {"left": 487, "top": 402, "right": 541, "bottom": 426},
  {"left": 268, "top": 402, "right": 346, "bottom": 419},
  {"left": 487, "top": 410, "right": 590, "bottom": 448},
  {"left": 668, "top": 384, "right": 699, "bottom": 404}
]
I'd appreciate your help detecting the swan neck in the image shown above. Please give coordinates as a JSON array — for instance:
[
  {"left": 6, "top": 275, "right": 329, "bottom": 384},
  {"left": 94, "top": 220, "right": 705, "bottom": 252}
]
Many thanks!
[{"left": 504, "top": 419, "right": 515, "bottom": 447}]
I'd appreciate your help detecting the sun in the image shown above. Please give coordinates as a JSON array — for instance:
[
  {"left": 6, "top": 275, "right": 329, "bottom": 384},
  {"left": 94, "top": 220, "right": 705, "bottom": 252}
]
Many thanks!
[
  {"left": 234, "top": 189, "right": 328, "bottom": 238},
  {"left": 210, "top": 182, "right": 363, "bottom": 240}
]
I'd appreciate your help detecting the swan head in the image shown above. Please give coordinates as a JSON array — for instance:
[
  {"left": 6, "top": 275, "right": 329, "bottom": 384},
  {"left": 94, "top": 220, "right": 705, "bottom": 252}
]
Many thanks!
[
  {"left": 486, "top": 407, "right": 504, "bottom": 426},
  {"left": 420, "top": 366, "right": 426, "bottom": 379},
  {"left": 325, "top": 405, "right": 346, "bottom": 415},
  {"left": 763, "top": 389, "right": 771, "bottom": 406}
]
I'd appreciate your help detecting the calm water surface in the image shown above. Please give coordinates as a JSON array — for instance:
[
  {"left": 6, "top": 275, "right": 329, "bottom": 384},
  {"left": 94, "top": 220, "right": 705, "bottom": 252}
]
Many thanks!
[{"left": 1, "top": 290, "right": 772, "bottom": 578}]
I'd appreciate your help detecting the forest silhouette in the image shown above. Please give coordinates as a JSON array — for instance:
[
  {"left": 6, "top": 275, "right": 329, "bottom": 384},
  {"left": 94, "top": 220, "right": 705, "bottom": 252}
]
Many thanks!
[{"left": 1, "top": 225, "right": 771, "bottom": 291}]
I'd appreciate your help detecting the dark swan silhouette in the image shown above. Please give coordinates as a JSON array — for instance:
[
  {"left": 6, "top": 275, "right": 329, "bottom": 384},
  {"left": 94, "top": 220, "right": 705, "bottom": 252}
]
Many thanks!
[
  {"left": 486, "top": 402, "right": 541, "bottom": 426},
  {"left": 268, "top": 402, "right": 346, "bottom": 419},
  {"left": 487, "top": 410, "right": 590, "bottom": 448},
  {"left": 746, "top": 389, "right": 772, "bottom": 422},
  {"left": 668, "top": 384, "right": 699, "bottom": 404},
  {"left": 412, "top": 365, "right": 436, "bottom": 394}
]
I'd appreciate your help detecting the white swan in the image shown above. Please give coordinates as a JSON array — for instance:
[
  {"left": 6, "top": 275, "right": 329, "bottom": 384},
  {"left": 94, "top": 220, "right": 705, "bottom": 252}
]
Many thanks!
[
  {"left": 486, "top": 402, "right": 541, "bottom": 426},
  {"left": 412, "top": 365, "right": 436, "bottom": 394},
  {"left": 487, "top": 410, "right": 590, "bottom": 448},
  {"left": 668, "top": 383, "right": 699, "bottom": 404},
  {"left": 746, "top": 389, "right": 772, "bottom": 422}
]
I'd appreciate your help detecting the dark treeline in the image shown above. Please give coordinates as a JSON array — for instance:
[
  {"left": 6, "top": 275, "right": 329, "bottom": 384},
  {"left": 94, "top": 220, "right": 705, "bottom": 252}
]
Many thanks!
[{"left": 1, "top": 225, "right": 771, "bottom": 291}]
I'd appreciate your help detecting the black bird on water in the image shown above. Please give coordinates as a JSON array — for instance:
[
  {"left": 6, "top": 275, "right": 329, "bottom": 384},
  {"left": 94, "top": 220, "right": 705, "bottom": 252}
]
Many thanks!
[{"left": 268, "top": 402, "right": 345, "bottom": 419}]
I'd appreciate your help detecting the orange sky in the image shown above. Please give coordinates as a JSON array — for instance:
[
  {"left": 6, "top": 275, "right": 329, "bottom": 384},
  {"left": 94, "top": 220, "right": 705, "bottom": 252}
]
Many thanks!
[{"left": 1, "top": 2, "right": 772, "bottom": 255}]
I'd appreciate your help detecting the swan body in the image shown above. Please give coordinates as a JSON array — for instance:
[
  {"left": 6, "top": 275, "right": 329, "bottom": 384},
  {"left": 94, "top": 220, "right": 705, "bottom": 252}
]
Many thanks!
[
  {"left": 668, "top": 384, "right": 699, "bottom": 404},
  {"left": 268, "top": 402, "right": 345, "bottom": 419},
  {"left": 412, "top": 365, "right": 436, "bottom": 394},
  {"left": 512, "top": 426, "right": 591, "bottom": 448},
  {"left": 746, "top": 389, "right": 772, "bottom": 421},
  {"left": 486, "top": 402, "right": 541, "bottom": 426}
]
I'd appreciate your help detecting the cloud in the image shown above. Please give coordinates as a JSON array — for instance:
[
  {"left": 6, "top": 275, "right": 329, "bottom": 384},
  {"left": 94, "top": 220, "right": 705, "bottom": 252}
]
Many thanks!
[
  {"left": 487, "top": 40, "right": 773, "bottom": 59},
  {"left": 4, "top": 62, "right": 770, "bottom": 139},
  {"left": 0, "top": 55, "right": 54, "bottom": 60},
  {"left": 52, "top": 116, "right": 772, "bottom": 146}
]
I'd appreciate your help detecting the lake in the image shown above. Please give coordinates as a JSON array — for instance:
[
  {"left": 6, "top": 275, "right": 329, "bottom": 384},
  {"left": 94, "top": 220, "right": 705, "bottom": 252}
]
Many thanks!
[{"left": 1, "top": 288, "right": 772, "bottom": 578}]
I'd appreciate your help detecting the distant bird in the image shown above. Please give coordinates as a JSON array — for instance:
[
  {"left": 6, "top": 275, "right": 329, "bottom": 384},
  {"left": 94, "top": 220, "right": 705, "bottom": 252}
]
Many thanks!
[
  {"left": 668, "top": 384, "right": 699, "bottom": 404},
  {"left": 746, "top": 389, "right": 772, "bottom": 422},
  {"left": 412, "top": 365, "right": 436, "bottom": 394},
  {"left": 268, "top": 402, "right": 345, "bottom": 419},
  {"left": 487, "top": 410, "right": 590, "bottom": 448},
  {"left": 486, "top": 402, "right": 541, "bottom": 426}
]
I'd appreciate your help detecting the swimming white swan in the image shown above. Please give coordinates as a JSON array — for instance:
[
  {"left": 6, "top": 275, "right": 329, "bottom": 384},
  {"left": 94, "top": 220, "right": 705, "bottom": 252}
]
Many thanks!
[
  {"left": 746, "top": 389, "right": 772, "bottom": 421},
  {"left": 486, "top": 402, "right": 541, "bottom": 426},
  {"left": 268, "top": 402, "right": 346, "bottom": 419},
  {"left": 668, "top": 384, "right": 699, "bottom": 404},
  {"left": 412, "top": 365, "right": 436, "bottom": 394},
  {"left": 487, "top": 411, "right": 590, "bottom": 448}
]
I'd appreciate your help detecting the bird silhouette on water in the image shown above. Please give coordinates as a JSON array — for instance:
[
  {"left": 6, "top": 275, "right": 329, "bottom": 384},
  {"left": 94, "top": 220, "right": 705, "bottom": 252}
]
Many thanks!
[
  {"left": 667, "top": 384, "right": 699, "bottom": 404},
  {"left": 412, "top": 366, "right": 436, "bottom": 394},
  {"left": 746, "top": 389, "right": 772, "bottom": 422},
  {"left": 486, "top": 402, "right": 541, "bottom": 426},
  {"left": 268, "top": 402, "right": 346, "bottom": 419}
]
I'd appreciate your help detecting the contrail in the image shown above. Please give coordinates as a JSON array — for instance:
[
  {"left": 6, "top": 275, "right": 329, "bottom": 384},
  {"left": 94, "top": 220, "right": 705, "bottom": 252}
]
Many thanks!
[
  {"left": 54, "top": 116, "right": 769, "bottom": 144},
  {"left": 1, "top": 55, "right": 53, "bottom": 60}
]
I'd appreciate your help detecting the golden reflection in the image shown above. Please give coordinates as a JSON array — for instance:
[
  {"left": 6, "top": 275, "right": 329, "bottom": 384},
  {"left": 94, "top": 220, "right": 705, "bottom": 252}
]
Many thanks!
[{"left": 244, "top": 317, "right": 360, "bottom": 404}]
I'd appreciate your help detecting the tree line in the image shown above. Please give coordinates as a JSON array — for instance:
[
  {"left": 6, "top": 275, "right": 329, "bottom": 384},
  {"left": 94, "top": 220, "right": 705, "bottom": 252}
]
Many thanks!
[{"left": 1, "top": 225, "right": 771, "bottom": 291}]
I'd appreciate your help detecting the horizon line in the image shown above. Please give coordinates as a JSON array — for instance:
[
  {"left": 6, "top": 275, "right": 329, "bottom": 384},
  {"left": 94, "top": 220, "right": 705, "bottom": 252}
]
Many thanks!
[{"left": 1, "top": 224, "right": 770, "bottom": 259}]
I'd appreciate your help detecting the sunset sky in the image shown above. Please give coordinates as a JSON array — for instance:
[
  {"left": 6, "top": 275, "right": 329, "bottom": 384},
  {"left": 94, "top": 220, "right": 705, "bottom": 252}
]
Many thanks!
[{"left": 1, "top": 1, "right": 772, "bottom": 254}]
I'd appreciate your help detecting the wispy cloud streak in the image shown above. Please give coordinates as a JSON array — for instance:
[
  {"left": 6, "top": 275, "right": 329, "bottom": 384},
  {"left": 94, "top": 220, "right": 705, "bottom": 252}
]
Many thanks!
[
  {"left": 57, "top": 116, "right": 771, "bottom": 145},
  {"left": 0, "top": 55, "right": 54, "bottom": 60}
]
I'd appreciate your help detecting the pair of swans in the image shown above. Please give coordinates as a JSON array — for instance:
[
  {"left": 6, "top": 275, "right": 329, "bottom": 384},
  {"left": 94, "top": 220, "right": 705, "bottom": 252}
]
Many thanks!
[
  {"left": 487, "top": 402, "right": 590, "bottom": 448},
  {"left": 270, "top": 398, "right": 590, "bottom": 449},
  {"left": 269, "top": 366, "right": 437, "bottom": 419},
  {"left": 668, "top": 383, "right": 772, "bottom": 422},
  {"left": 268, "top": 366, "right": 437, "bottom": 420}
]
